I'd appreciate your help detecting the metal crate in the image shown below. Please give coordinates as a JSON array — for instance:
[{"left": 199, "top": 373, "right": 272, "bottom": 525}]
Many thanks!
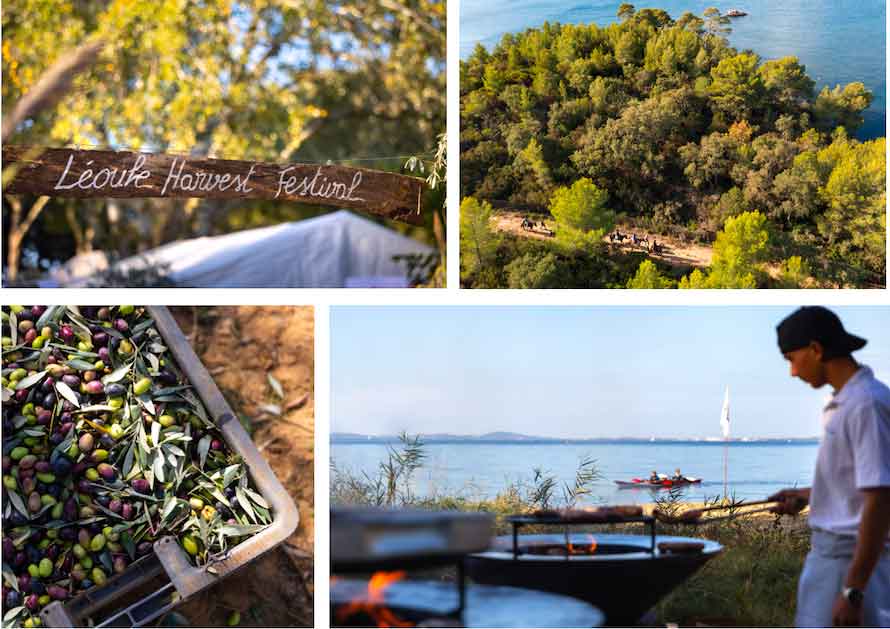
[{"left": 40, "top": 306, "right": 300, "bottom": 627}]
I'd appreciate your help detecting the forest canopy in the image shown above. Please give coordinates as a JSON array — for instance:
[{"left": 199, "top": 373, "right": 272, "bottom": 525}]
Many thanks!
[{"left": 460, "top": 5, "right": 885, "bottom": 288}]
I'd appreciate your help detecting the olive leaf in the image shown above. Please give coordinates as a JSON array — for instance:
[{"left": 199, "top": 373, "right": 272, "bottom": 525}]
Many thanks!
[
  {"left": 2, "top": 564, "right": 19, "bottom": 591},
  {"left": 3, "top": 606, "right": 26, "bottom": 623},
  {"left": 218, "top": 523, "right": 268, "bottom": 537},
  {"left": 8, "top": 311, "right": 17, "bottom": 347},
  {"left": 146, "top": 353, "right": 160, "bottom": 373},
  {"left": 267, "top": 373, "right": 284, "bottom": 399},
  {"left": 55, "top": 381, "right": 81, "bottom": 408},
  {"left": 7, "top": 490, "right": 29, "bottom": 518},
  {"left": 235, "top": 486, "right": 257, "bottom": 523},
  {"left": 66, "top": 359, "right": 97, "bottom": 371},
  {"left": 197, "top": 435, "right": 212, "bottom": 469},
  {"left": 1, "top": 388, "right": 12, "bottom": 403},
  {"left": 121, "top": 531, "right": 136, "bottom": 560},
  {"left": 14, "top": 369, "right": 47, "bottom": 390},
  {"left": 243, "top": 487, "right": 269, "bottom": 509},
  {"left": 102, "top": 363, "right": 131, "bottom": 384}
]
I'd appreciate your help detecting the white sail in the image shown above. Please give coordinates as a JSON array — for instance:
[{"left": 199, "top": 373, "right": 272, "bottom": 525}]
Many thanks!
[{"left": 720, "top": 386, "right": 730, "bottom": 438}]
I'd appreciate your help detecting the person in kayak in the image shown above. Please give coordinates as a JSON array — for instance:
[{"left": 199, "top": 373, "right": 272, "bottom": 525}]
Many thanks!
[
  {"left": 649, "top": 470, "right": 661, "bottom": 483},
  {"left": 769, "top": 306, "right": 890, "bottom": 627},
  {"left": 672, "top": 468, "right": 686, "bottom": 482}
]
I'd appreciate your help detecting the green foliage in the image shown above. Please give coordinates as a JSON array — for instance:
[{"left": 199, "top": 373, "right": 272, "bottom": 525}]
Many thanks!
[
  {"left": 549, "top": 178, "right": 615, "bottom": 248},
  {"left": 506, "top": 252, "right": 562, "bottom": 288},
  {"left": 709, "top": 53, "right": 765, "bottom": 122},
  {"left": 776, "top": 256, "right": 811, "bottom": 288},
  {"left": 680, "top": 211, "right": 769, "bottom": 288},
  {"left": 627, "top": 259, "right": 674, "bottom": 288},
  {"left": 459, "top": 7, "right": 884, "bottom": 288},
  {"left": 460, "top": 197, "right": 500, "bottom": 280}
]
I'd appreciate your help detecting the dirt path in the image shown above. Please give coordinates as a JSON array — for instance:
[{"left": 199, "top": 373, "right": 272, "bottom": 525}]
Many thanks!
[
  {"left": 492, "top": 210, "right": 713, "bottom": 268},
  {"left": 171, "top": 306, "right": 314, "bottom": 627}
]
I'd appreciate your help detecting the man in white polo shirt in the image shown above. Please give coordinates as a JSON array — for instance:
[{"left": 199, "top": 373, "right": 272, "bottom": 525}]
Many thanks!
[{"left": 769, "top": 306, "right": 890, "bottom": 627}]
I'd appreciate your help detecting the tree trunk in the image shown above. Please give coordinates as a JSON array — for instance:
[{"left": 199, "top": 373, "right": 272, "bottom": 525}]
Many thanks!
[{"left": 5, "top": 194, "right": 50, "bottom": 283}]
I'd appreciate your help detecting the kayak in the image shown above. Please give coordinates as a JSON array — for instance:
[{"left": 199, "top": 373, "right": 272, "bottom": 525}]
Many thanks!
[{"left": 614, "top": 477, "right": 701, "bottom": 489}]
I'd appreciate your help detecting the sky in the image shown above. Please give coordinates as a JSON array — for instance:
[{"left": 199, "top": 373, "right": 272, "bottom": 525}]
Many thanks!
[{"left": 331, "top": 306, "right": 890, "bottom": 439}]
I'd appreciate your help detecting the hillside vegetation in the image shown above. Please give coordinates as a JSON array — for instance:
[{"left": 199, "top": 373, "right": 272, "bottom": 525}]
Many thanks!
[{"left": 460, "top": 5, "right": 885, "bottom": 288}]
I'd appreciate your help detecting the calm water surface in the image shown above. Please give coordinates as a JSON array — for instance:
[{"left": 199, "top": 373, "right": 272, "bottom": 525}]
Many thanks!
[
  {"left": 460, "top": 0, "right": 886, "bottom": 139},
  {"left": 331, "top": 441, "right": 819, "bottom": 505}
]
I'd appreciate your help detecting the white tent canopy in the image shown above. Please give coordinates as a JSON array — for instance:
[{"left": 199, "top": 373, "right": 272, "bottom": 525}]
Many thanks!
[{"left": 41, "top": 210, "right": 435, "bottom": 288}]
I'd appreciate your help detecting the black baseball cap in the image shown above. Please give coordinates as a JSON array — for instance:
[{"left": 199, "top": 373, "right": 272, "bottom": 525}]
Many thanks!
[{"left": 776, "top": 306, "right": 867, "bottom": 357}]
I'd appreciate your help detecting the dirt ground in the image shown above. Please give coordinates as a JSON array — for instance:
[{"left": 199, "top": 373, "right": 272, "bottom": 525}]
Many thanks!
[
  {"left": 491, "top": 209, "right": 713, "bottom": 268},
  {"left": 170, "top": 306, "right": 315, "bottom": 627}
]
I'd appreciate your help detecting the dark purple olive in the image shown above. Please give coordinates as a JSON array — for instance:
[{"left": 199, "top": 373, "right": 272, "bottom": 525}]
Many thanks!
[
  {"left": 24, "top": 593, "right": 39, "bottom": 611},
  {"left": 92, "top": 332, "right": 109, "bottom": 347},
  {"left": 157, "top": 371, "right": 177, "bottom": 385},
  {"left": 63, "top": 498, "right": 78, "bottom": 521},
  {"left": 46, "top": 544, "right": 59, "bottom": 561},
  {"left": 34, "top": 460, "right": 51, "bottom": 473},
  {"left": 2, "top": 456, "right": 11, "bottom": 472},
  {"left": 108, "top": 499, "right": 122, "bottom": 514},
  {"left": 60, "top": 421, "right": 74, "bottom": 435},
  {"left": 97, "top": 307, "right": 110, "bottom": 321},
  {"left": 2, "top": 538, "right": 14, "bottom": 557},
  {"left": 29, "top": 580, "right": 45, "bottom": 596},
  {"left": 84, "top": 380, "right": 104, "bottom": 395},
  {"left": 17, "top": 574, "right": 31, "bottom": 592},
  {"left": 47, "top": 584, "right": 69, "bottom": 600},
  {"left": 77, "top": 479, "right": 92, "bottom": 494},
  {"left": 104, "top": 383, "right": 126, "bottom": 397},
  {"left": 41, "top": 377, "right": 55, "bottom": 392},
  {"left": 59, "top": 325, "right": 75, "bottom": 344},
  {"left": 72, "top": 462, "right": 88, "bottom": 476},
  {"left": 59, "top": 527, "right": 76, "bottom": 541},
  {"left": 120, "top": 503, "right": 134, "bottom": 520},
  {"left": 24, "top": 328, "right": 38, "bottom": 345},
  {"left": 62, "top": 374, "right": 81, "bottom": 388},
  {"left": 49, "top": 433, "right": 64, "bottom": 446},
  {"left": 13, "top": 551, "right": 27, "bottom": 567},
  {"left": 52, "top": 459, "right": 72, "bottom": 476},
  {"left": 113, "top": 318, "right": 129, "bottom": 333},
  {"left": 131, "top": 479, "right": 150, "bottom": 494},
  {"left": 5, "top": 590, "right": 21, "bottom": 609},
  {"left": 211, "top": 439, "right": 222, "bottom": 451},
  {"left": 98, "top": 347, "right": 110, "bottom": 362},
  {"left": 15, "top": 389, "right": 28, "bottom": 403},
  {"left": 37, "top": 410, "right": 52, "bottom": 425},
  {"left": 78, "top": 529, "right": 91, "bottom": 548},
  {"left": 31, "top": 306, "right": 46, "bottom": 318},
  {"left": 137, "top": 541, "right": 153, "bottom": 556},
  {"left": 46, "top": 485, "right": 61, "bottom": 499},
  {"left": 95, "top": 495, "right": 110, "bottom": 508},
  {"left": 80, "top": 579, "right": 94, "bottom": 590},
  {"left": 42, "top": 392, "right": 56, "bottom": 408}
]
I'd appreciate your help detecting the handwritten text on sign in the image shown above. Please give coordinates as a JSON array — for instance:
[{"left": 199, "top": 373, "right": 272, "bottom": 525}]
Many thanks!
[{"left": 2, "top": 146, "right": 424, "bottom": 224}]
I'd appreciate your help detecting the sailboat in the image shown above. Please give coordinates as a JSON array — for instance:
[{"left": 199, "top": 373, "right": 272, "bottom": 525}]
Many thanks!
[{"left": 721, "top": 386, "right": 730, "bottom": 499}]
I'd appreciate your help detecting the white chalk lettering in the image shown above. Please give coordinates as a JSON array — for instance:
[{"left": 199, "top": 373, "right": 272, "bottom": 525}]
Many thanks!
[
  {"left": 55, "top": 153, "right": 151, "bottom": 191},
  {"left": 274, "top": 166, "right": 365, "bottom": 201},
  {"left": 161, "top": 158, "right": 254, "bottom": 195}
]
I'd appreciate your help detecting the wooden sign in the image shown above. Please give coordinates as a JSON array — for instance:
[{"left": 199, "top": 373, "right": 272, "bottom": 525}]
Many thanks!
[{"left": 2, "top": 146, "right": 425, "bottom": 224}]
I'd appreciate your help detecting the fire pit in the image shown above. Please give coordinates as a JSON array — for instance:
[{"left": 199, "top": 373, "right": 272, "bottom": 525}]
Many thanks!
[
  {"left": 465, "top": 509, "right": 723, "bottom": 625},
  {"left": 331, "top": 508, "right": 605, "bottom": 627}
]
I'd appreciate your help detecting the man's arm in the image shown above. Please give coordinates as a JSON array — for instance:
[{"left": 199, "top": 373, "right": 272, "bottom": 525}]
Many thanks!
[
  {"left": 768, "top": 487, "right": 811, "bottom": 514},
  {"left": 832, "top": 487, "right": 890, "bottom": 626}
]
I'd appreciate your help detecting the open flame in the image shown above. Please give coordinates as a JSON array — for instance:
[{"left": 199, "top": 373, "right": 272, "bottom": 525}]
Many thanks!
[
  {"left": 566, "top": 535, "right": 598, "bottom": 555},
  {"left": 335, "top": 571, "right": 414, "bottom": 628}
]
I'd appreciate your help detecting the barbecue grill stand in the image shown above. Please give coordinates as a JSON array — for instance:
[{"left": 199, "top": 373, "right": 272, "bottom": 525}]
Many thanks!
[{"left": 508, "top": 514, "right": 657, "bottom": 557}]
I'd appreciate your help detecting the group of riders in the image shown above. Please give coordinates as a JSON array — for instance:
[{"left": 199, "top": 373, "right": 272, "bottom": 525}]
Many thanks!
[
  {"left": 520, "top": 216, "right": 554, "bottom": 236},
  {"left": 611, "top": 229, "right": 664, "bottom": 254},
  {"left": 519, "top": 217, "right": 664, "bottom": 254},
  {"left": 649, "top": 468, "right": 688, "bottom": 483}
]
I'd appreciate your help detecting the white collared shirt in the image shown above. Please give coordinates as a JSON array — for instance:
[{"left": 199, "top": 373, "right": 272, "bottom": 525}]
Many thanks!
[{"left": 809, "top": 366, "right": 890, "bottom": 536}]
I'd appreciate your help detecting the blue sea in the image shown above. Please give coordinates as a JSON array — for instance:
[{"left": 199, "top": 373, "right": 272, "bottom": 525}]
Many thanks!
[
  {"left": 460, "top": 0, "right": 886, "bottom": 140},
  {"left": 331, "top": 441, "right": 819, "bottom": 506}
]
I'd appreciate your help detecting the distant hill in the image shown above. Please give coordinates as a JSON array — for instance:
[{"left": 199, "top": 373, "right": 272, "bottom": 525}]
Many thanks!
[{"left": 330, "top": 432, "right": 819, "bottom": 445}]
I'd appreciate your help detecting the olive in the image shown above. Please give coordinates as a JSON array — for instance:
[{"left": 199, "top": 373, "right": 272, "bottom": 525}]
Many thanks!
[
  {"left": 80, "top": 578, "right": 94, "bottom": 590},
  {"left": 5, "top": 589, "right": 21, "bottom": 608},
  {"left": 91, "top": 449, "right": 109, "bottom": 463},
  {"left": 133, "top": 377, "right": 151, "bottom": 395},
  {"left": 97, "top": 463, "right": 116, "bottom": 481},
  {"left": 120, "top": 503, "right": 134, "bottom": 520},
  {"left": 28, "top": 491, "right": 42, "bottom": 512},
  {"left": 24, "top": 593, "right": 39, "bottom": 611},
  {"left": 90, "top": 534, "right": 106, "bottom": 552},
  {"left": 59, "top": 325, "right": 75, "bottom": 344},
  {"left": 38, "top": 558, "right": 53, "bottom": 577},
  {"left": 113, "top": 319, "right": 129, "bottom": 333},
  {"left": 113, "top": 556, "right": 128, "bottom": 574},
  {"left": 104, "top": 383, "right": 126, "bottom": 398},
  {"left": 182, "top": 536, "right": 199, "bottom": 555},
  {"left": 108, "top": 499, "right": 122, "bottom": 514},
  {"left": 119, "top": 306, "right": 134, "bottom": 315},
  {"left": 131, "top": 479, "right": 150, "bottom": 494},
  {"left": 78, "top": 433, "right": 95, "bottom": 453},
  {"left": 98, "top": 346, "right": 110, "bottom": 363},
  {"left": 92, "top": 332, "right": 109, "bottom": 347},
  {"left": 47, "top": 585, "right": 68, "bottom": 600},
  {"left": 91, "top": 568, "right": 107, "bottom": 586},
  {"left": 24, "top": 328, "right": 38, "bottom": 345},
  {"left": 97, "top": 308, "right": 110, "bottom": 321},
  {"left": 84, "top": 380, "right": 104, "bottom": 395},
  {"left": 137, "top": 541, "right": 153, "bottom": 556},
  {"left": 19, "top": 454, "right": 37, "bottom": 469},
  {"left": 61, "top": 374, "right": 81, "bottom": 388}
]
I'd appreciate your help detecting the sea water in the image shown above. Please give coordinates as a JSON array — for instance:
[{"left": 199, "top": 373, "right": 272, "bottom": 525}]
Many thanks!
[
  {"left": 331, "top": 440, "right": 819, "bottom": 505},
  {"left": 460, "top": 0, "right": 886, "bottom": 140}
]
